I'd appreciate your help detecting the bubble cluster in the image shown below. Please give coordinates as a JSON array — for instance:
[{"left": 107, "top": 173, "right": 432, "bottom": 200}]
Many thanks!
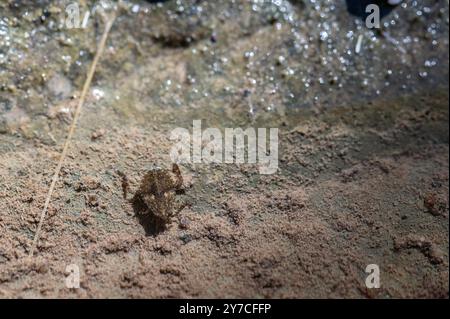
[{"left": 0, "top": 0, "right": 448, "bottom": 131}]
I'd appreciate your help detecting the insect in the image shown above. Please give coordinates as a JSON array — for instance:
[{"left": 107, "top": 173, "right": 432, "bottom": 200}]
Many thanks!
[{"left": 132, "top": 164, "right": 186, "bottom": 228}]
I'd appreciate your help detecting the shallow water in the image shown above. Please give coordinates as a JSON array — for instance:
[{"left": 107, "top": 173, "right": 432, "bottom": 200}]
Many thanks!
[{"left": 0, "top": 0, "right": 448, "bottom": 134}]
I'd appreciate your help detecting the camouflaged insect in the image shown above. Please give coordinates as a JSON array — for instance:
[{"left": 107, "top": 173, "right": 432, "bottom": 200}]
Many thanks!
[{"left": 134, "top": 163, "right": 185, "bottom": 223}]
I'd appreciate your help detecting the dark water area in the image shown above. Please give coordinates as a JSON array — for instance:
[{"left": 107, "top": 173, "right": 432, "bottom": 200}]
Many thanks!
[{"left": 346, "top": 0, "right": 397, "bottom": 20}]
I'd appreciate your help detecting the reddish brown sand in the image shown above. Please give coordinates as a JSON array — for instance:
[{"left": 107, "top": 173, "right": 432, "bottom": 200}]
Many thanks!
[{"left": 0, "top": 91, "right": 448, "bottom": 298}]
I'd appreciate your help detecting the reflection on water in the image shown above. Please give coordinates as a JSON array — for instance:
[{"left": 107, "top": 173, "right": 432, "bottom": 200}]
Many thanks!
[{"left": 0, "top": 0, "right": 448, "bottom": 134}]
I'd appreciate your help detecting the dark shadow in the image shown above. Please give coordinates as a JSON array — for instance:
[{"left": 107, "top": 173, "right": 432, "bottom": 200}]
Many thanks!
[
  {"left": 287, "top": 0, "right": 306, "bottom": 10},
  {"left": 346, "top": 0, "right": 397, "bottom": 21},
  {"left": 145, "top": 0, "right": 171, "bottom": 3},
  {"left": 131, "top": 194, "right": 166, "bottom": 236}
]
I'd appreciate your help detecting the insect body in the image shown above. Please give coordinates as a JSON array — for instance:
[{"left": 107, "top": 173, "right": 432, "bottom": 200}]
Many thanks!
[{"left": 133, "top": 164, "right": 185, "bottom": 225}]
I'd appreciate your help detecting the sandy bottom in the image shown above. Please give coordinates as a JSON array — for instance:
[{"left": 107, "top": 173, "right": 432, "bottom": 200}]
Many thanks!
[{"left": 0, "top": 90, "right": 448, "bottom": 298}]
